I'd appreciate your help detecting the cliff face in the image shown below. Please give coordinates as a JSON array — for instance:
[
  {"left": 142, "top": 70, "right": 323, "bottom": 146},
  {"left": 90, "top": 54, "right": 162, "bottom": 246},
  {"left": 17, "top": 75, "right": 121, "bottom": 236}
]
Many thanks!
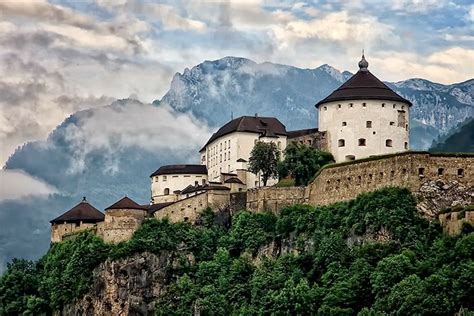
[{"left": 62, "top": 252, "right": 177, "bottom": 316}]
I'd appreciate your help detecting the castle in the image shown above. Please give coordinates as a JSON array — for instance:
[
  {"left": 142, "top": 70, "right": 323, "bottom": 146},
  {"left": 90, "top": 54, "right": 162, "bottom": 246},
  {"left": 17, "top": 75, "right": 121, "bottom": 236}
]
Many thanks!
[{"left": 50, "top": 55, "right": 474, "bottom": 243}]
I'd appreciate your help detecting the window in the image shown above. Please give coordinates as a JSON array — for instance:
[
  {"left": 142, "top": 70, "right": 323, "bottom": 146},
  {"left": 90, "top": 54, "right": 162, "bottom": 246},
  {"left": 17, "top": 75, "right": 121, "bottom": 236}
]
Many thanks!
[
  {"left": 202, "top": 179, "right": 206, "bottom": 185},
  {"left": 172, "top": 175, "right": 178, "bottom": 178},
  {"left": 458, "top": 169, "right": 464, "bottom": 177},
  {"left": 386, "top": 139, "right": 393, "bottom": 147},
  {"left": 277, "top": 141, "right": 281, "bottom": 149},
  {"left": 393, "top": 104, "right": 396, "bottom": 109},
  {"left": 342, "top": 121, "right": 347, "bottom": 126},
  {"left": 349, "top": 103, "right": 353, "bottom": 108},
  {"left": 162, "top": 176, "right": 167, "bottom": 181},
  {"left": 438, "top": 168, "right": 444, "bottom": 176},
  {"left": 324, "top": 106, "right": 327, "bottom": 111},
  {"left": 404, "top": 142, "right": 408, "bottom": 150},
  {"left": 154, "top": 177, "right": 158, "bottom": 182},
  {"left": 228, "top": 140, "right": 231, "bottom": 148},
  {"left": 397, "top": 110, "right": 407, "bottom": 127},
  {"left": 362, "top": 102, "right": 366, "bottom": 107},
  {"left": 338, "top": 139, "right": 345, "bottom": 147},
  {"left": 418, "top": 168, "right": 425, "bottom": 176},
  {"left": 366, "top": 121, "right": 372, "bottom": 128},
  {"left": 224, "top": 152, "right": 226, "bottom": 160},
  {"left": 402, "top": 105, "right": 405, "bottom": 110},
  {"left": 164, "top": 188, "right": 170, "bottom": 195},
  {"left": 228, "top": 151, "right": 230, "bottom": 160},
  {"left": 390, "top": 121, "right": 395, "bottom": 126},
  {"left": 195, "top": 181, "right": 199, "bottom": 186},
  {"left": 358, "top": 138, "right": 366, "bottom": 146},
  {"left": 345, "top": 155, "right": 355, "bottom": 161},
  {"left": 390, "top": 170, "right": 395, "bottom": 178},
  {"left": 382, "top": 103, "right": 385, "bottom": 107},
  {"left": 338, "top": 104, "right": 341, "bottom": 109},
  {"left": 220, "top": 154, "right": 222, "bottom": 163}
]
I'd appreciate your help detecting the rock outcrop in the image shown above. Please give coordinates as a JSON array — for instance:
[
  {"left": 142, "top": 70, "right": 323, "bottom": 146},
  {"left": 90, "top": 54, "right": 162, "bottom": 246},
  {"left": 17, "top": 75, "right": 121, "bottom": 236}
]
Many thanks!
[{"left": 62, "top": 252, "right": 176, "bottom": 316}]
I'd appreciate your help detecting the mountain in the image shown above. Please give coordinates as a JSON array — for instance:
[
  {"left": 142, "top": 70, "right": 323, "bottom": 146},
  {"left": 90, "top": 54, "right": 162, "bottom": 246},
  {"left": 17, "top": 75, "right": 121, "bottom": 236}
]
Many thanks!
[
  {"left": 157, "top": 57, "right": 474, "bottom": 149},
  {"left": 430, "top": 118, "right": 474, "bottom": 152}
]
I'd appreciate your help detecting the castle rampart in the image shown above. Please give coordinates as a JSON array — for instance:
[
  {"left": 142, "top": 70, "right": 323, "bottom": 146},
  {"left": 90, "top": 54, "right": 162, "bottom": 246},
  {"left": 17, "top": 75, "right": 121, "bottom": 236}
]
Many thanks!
[
  {"left": 98, "top": 209, "right": 147, "bottom": 244},
  {"left": 307, "top": 152, "right": 473, "bottom": 210},
  {"left": 246, "top": 186, "right": 308, "bottom": 213},
  {"left": 51, "top": 222, "right": 98, "bottom": 243}
]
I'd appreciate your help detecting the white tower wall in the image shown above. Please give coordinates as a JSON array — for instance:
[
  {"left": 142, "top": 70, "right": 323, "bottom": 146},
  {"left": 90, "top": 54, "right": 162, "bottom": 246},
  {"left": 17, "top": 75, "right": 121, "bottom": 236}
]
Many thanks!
[{"left": 319, "top": 100, "right": 410, "bottom": 162}]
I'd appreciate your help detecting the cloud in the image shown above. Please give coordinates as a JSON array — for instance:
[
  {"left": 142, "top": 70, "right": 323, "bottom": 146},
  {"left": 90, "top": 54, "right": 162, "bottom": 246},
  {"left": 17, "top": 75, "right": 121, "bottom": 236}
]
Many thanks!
[
  {"left": 0, "top": 169, "right": 57, "bottom": 201},
  {"left": 61, "top": 99, "right": 210, "bottom": 174}
]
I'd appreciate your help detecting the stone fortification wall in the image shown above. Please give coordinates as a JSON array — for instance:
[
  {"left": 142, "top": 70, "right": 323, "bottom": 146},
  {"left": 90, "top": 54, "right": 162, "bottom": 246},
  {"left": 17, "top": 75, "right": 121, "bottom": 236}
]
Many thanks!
[
  {"left": 439, "top": 208, "right": 474, "bottom": 235},
  {"left": 154, "top": 189, "right": 230, "bottom": 223},
  {"left": 288, "top": 129, "right": 327, "bottom": 151},
  {"left": 51, "top": 222, "right": 98, "bottom": 243},
  {"left": 98, "top": 209, "right": 147, "bottom": 244},
  {"left": 308, "top": 152, "right": 473, "bottom": 214},
  {"left": 246, "top": 187, "right": 307, "bottom": 214}
]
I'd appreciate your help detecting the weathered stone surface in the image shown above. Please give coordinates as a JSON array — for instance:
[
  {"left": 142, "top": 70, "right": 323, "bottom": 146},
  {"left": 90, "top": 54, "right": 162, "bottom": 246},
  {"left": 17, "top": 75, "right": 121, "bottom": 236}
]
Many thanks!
[{"left": 62, "top": 252, "right": 178, "bottom": 316}]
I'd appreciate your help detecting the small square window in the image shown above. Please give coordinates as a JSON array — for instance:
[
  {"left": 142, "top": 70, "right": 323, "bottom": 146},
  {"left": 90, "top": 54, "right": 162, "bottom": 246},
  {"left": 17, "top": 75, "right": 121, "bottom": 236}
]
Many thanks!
[
  {"left": 349, "top": 103, "right": 353, "bottom": 108},
  {"left": 358, "top": 138, "right": 366, "bottom": 146},
  {"left": 458, "top": 169, "right": 464, "bottom": 177},
  {"left": 419, "top": 167, "right": 425, "bottom": 176},
  {"left": 390, "top": 121, "right": 395, "bottom": 126},
  {"left": 362, "top": 103, "right": 366, "bottom": 107},
  {"left": 338, "top": 139, "right": 345, "bottom": 147},
  {"left": 342, "top": 121, "right": 347, "bottom": 126},
  {"left": 324, "top": 106, "right": 327, "bottom": 111},
  {"left": 393, "top": 104, "right": 396, "bottom": 108},
  {"left": 163, "top": 176, "right": 167, "bottom": 181},
  {"left": 382, "top": 103, "right": 385, "bottom": 107},
  {"left": 366, "top": 121, "right": 372, "bottom": 128},
  {"left": 338, "top": 104, "right": 342, "bottom": 109},
  {"left": 386, "top": 139, "right": 393, "bottom": 147},
  {"left": 438, "top": 168, "right": 444, "bottom": 176}
]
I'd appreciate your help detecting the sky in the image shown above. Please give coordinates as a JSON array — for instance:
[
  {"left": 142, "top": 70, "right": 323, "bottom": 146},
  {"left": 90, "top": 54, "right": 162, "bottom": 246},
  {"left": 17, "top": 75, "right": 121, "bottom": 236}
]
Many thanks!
[{"left": 0, "top": 0, "right": 473, "bottom": 167}]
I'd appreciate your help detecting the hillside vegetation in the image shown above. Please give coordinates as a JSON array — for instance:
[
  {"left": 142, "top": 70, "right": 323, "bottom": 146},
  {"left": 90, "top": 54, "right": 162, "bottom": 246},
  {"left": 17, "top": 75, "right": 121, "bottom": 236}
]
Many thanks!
[{"left": 1, "top": 188, "right": 473, "bottom": 315}]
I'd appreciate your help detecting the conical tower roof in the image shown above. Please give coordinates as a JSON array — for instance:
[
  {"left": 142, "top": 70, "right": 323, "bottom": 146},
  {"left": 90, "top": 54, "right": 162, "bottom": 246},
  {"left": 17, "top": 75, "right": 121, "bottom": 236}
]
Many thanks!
[
  {"left": 315, "top": 54, "right": 412, "bottom": 107},
  {"left": 50, "top": 197, "right": 104, "bottom": 224},
  {"left": 105, "top": 196, "right": 147, "bottom": 210}
]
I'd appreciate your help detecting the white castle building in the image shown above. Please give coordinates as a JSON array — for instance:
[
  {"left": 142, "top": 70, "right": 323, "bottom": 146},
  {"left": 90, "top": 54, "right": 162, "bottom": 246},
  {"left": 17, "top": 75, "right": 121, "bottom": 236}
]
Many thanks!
[
  {"left": 317, "top": 55, "right": 411, "bottom": 162},
  {"left": 149, "top": 54, "right": 411, "bottom": 203}
]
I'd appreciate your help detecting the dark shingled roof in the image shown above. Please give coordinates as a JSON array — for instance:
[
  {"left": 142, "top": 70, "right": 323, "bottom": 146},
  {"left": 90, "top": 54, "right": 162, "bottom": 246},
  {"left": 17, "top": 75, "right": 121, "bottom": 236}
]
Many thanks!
[
  {"left": 315, "top": 56, "right": 412, "bottom": 107},
  {"left": 50, "top": 198, "right": 104, "bottom": 224},
  {"left": 105, "top": 196, "right": 147, "bottom": 210},
  {"left": 224, "top": 177, "right": 244, "bottom": 184},
  {"left": 150, "top": 164, "right": 207, "bottom": 177},
  {"left": 236, "top": 158, "right": 247, "bottom": 162},
  {"left": 200, "top": 116, "right": 287, "bottom": 152},
  {"left": 287, "top": 128, "right": 319, "bottom": 138}
]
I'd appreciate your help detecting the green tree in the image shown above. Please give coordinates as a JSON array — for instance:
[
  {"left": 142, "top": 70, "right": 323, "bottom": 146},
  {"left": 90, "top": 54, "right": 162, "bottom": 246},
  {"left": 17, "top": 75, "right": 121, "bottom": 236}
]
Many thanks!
[
  {"left": 278, "top": 143, "right": 334, "bottom": 185},
  {"left": 248, "top": 141, "right": 280, "bottom": 186}
]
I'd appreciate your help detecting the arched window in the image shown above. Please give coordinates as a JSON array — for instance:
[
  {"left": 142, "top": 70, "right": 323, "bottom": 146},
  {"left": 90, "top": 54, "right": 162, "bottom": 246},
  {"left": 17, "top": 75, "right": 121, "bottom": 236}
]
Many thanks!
[
  {"left": 386, "top": 139, "right": 393, "bottom": 147},
  {"left": 358, "top": 138, "right": 366, "bottom": 146},
  {"left": 338, "top": 139, "right": 345, "bottom": 147},
  {"left": 164, "top": 188, "right": 170, "bottom": 195}
]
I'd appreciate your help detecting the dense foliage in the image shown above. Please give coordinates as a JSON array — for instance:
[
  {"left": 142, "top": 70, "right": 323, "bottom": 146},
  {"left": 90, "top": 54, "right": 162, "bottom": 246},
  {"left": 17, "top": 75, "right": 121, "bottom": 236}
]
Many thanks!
[
  {"left": 248, "top": 141, "right": 280, "bottom": 186},
  {"left": 1, "top": 188, "right": 473, "bottom": 315},
  {"left": 278, "top": 143, "right": 334, "bottom": 185}
]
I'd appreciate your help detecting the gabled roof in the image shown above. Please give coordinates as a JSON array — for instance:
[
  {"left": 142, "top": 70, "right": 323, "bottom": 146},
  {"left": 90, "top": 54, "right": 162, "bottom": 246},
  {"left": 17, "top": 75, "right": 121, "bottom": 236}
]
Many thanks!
[
  {"left": 315, "top": 55, "right": 412, "bottom": 107},
  {"left": 200, "top": 116, "right": 287, "bottom": 152},
  {"left": 236, "top": 158, "right": 247, "bottom": 162},
  {"left": 105, "top": 196, "right": 147, "bottom": 210},
  {"left": 50, "top": 197, "right": 104, "bottom": 224},
  {"left": 150, "top": 164, "right": 207, "bottom": 177}
]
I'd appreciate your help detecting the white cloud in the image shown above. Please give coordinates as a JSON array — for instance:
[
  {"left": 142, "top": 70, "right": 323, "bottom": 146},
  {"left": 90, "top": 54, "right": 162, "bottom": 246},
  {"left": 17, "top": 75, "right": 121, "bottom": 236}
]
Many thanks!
[
  {"left": 62, "top": 100, "right": 211, "bottom": 174},
  {"left": 0, "top": 169, "right": 57, "bottom": 201},
  {"left": 391, "top": 0, "right": 448, "bottom": 13}
]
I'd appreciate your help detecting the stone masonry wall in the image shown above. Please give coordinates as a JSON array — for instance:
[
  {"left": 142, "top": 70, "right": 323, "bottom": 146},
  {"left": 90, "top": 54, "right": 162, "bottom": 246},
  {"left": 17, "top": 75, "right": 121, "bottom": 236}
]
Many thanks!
[
  {"left": 98, "top": 209, "right": 147, "bottom": 244},
  {"left": 439, "top": 210, "right": 474, "bottom": 235},
  {"left": 246, "top": 187, "right": 308, "bottom": 214},
  {"left": 289, "top": 130, "right": 328, "bottom": 151},
  {"left": 308, "top": 152, "right": 473, "bottom": 215},
  {"left": 51, "top": 222, "right": 97, "bottom": 243},
  {"left": 154, "top": 189, "right": 230, "bottom": 223}
]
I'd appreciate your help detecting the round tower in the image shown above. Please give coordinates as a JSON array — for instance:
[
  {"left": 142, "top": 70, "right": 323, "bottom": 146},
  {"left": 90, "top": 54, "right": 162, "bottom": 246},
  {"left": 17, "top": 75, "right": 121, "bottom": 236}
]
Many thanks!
[{"left": 316, "top": 54, "right": 412, "bottom": 162}]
